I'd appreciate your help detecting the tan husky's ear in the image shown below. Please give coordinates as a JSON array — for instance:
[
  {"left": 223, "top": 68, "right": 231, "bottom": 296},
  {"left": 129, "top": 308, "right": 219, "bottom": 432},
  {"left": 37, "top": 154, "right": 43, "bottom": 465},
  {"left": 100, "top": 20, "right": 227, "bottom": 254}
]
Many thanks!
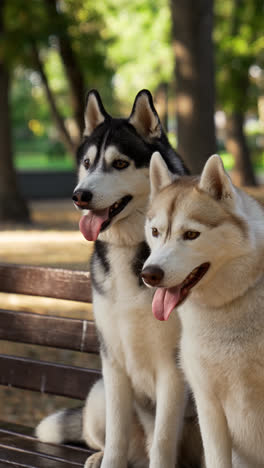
[
  {"left": 150, "top": 152, "right": 175, "bottom": 200},
  {"left": 199, "top": 155, "right": 235, "bottom": 202},
  {"left": 129, "top": 90, "right": 162, "bottom": 141},
  {"left": 84, "top": 90, "right": 109, "bottom": 136}
]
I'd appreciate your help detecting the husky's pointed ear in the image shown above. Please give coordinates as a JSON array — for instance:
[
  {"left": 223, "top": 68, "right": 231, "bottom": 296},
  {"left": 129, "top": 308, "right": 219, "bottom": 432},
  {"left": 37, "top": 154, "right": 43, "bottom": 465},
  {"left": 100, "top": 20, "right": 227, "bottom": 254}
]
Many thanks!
[
  {"left": 129, "top": 90, "right": 162, "bottom": 141},
  {"left": 150, "top": 152, "right": 175, "bottom": 200},
  {"left": 199, "top": 155, "right": 235, "bottom": 202},
  {"left": 84, "top": 90, "right": 109, "bottom": 136}
]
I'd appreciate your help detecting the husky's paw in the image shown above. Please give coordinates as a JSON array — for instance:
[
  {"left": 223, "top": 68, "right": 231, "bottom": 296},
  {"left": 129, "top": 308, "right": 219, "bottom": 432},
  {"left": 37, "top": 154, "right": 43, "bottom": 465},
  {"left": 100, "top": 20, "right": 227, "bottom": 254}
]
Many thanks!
[{"left": 84, "top": 451, "right": 104, "bottom": 468}]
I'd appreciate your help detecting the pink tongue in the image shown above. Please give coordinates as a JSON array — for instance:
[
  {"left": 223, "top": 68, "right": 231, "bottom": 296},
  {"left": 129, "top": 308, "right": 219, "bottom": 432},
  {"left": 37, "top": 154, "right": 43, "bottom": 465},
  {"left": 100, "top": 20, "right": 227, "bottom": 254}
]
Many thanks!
[
  {"left": 79, "top": 209, "right": 109, "bottom": 241},
  {"left": 152, "top": 287, "right": 181, "bottom": 321}
]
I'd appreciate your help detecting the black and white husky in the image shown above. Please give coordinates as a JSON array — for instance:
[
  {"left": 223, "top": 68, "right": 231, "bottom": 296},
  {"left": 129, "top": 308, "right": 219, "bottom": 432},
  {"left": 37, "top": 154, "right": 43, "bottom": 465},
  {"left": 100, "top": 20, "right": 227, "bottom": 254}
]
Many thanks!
[{"left": 36, "top": 90, "right": 203, "bottom": 468}]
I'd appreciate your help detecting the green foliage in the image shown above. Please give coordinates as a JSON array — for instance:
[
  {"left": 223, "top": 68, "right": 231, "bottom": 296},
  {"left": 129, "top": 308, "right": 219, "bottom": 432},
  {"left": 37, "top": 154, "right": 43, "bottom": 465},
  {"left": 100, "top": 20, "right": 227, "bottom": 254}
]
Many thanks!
[
  {"left": 92, "top": 0, "right": 173, "bottom": 105},
  {"left": 15, "top": 152, "right": 74, "bottom": 171},
  {"left": 4, "top": 0, "right": 115, "bottom": 102},
  {"left": 215, "top": 0, "right": 264, "bottom": 113},
  {"left": 3, "top": 0, "right": 264, "bottom": 172},
  {"left": 4, "top": 0, "right": 116, "bottom": 163}
]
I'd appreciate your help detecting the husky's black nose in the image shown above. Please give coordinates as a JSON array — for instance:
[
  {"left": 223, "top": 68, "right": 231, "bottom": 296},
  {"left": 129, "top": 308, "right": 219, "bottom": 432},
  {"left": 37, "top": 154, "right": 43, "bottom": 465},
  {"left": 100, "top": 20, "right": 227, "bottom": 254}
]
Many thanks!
[
  {"left": 72, "top": 190, "right": 93, "bottom": 208},
  {"left": 141, "top": 265, "right": 164, "bottom": 287}
]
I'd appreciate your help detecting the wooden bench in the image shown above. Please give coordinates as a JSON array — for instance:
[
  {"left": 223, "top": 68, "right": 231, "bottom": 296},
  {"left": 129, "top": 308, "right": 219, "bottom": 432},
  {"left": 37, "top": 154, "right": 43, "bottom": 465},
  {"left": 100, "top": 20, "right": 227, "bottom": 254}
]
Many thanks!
[{"left": 0, "top": 262, "right": 101, "bottom": 467}]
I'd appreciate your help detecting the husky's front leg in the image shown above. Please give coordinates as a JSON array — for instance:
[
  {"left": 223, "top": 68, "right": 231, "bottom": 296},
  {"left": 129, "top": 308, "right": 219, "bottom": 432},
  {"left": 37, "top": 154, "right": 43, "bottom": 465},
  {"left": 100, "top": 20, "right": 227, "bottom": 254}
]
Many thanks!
[
  {"left": 195, "top": 392, "right": 232, "bottom": 468},
  {"left": 150, "top": 367, "right": 186, "bottom": 468},
  {"left": 101, "top": 357, "right": 133, "bottom": 468}
]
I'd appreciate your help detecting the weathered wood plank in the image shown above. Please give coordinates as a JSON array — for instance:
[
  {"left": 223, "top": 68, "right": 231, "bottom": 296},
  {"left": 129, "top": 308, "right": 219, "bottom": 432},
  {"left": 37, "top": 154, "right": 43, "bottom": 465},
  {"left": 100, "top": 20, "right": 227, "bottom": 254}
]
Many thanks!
[
  {"left": 0, "top": 447, "right": 83, "bottom": 467},
  {"left": 0, "top": 433, "right": 91, "bottom": 465},
  {"left": 0, "top": 355, "right": 101, "bottom": 399},
  {"left": 0, "top": 309, "right": 99, "bottom": 353},
  {"left": 0, "top": 421, "right": 33, "bottom": 440},
  {"left": 0, "top": 421, "right": 92, "bottom": 454},
  {"left": 0, "top": 264, "right": 92, "bottom": 303}
]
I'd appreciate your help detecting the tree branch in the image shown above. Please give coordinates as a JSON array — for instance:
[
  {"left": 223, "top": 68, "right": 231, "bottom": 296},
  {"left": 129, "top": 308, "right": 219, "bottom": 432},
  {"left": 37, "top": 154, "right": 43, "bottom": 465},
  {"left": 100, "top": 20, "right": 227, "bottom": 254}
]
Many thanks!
[{"left": 31, "top": 42, "right": 76, "bottom": 156}]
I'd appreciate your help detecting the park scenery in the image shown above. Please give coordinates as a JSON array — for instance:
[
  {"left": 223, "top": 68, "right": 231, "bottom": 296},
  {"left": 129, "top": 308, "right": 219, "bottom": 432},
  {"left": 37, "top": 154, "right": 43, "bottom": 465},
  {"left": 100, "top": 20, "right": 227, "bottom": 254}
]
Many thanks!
[{"left": 0, "top": 0, "right": 263, "bottom": 428}]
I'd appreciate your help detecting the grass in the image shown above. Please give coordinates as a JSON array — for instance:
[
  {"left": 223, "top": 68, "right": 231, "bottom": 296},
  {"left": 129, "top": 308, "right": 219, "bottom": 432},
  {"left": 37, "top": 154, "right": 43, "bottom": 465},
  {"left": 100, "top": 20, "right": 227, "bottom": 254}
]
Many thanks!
[{"left": 15, "top": 152, "right": 75, "bottom": 171}]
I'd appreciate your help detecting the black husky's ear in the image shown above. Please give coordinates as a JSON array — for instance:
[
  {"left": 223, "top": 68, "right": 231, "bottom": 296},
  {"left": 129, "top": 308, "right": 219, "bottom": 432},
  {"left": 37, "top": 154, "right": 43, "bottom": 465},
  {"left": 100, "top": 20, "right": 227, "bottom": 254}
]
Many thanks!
[
  {"left": 129, "top": 90, "right": 162, "bottom": 141},
  {"left": 84, "top": 90, "right": 109, "bottom": 136}
]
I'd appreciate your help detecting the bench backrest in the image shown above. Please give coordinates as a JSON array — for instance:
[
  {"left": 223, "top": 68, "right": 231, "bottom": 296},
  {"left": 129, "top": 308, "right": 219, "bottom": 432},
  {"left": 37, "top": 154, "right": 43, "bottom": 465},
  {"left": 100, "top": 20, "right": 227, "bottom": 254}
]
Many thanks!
[{"left": 0, "top": 263, "right": 101, "bottom": 400}]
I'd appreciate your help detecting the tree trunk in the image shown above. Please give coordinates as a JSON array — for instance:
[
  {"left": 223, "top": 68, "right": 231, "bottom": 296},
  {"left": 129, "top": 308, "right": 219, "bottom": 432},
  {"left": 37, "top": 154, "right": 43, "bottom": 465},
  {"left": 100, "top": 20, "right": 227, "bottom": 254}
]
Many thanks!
[
  {"left": 224, "top": 0, "right": 257, "bottom": 187},
  {"left": 226, "top": 113, "right": 257, "bottom": 186},
  {"left": 44, "top": 0, "right": 86, "bottom": 140},
  {"left": 170, "top": 0, "right": 217, "bottom": 174},
  {"left": 0, "top": 2, "right": 30, "bottom": 223}
]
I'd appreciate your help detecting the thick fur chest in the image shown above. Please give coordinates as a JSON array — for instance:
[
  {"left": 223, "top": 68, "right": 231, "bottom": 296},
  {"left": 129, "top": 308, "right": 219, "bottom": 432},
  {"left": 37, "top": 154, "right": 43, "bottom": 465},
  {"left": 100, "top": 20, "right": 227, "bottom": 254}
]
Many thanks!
[
  {"left": 90, "top": 240, "right": 151, "bottom": 302},
  {"left": 180, "top": 297, "right": 264, "bottom": 467},
  {"left": 91, "top": 240, "right": 181, "bottom": 402}
]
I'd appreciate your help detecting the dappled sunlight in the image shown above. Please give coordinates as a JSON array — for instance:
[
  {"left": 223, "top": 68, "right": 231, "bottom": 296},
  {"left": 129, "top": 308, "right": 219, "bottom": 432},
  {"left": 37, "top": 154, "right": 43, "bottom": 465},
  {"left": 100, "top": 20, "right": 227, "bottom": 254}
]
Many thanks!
[
  {"left": 172, "top": 40, "right": 193, "bottom": 78},
  {"left": 0, "top": 292, "right": 93, "bottom": 320},
  {"left": 0, "top": 230, "right": 93, "bottom": 268},
  {"left": 29, "top": 200, "right": 80, "bottom": 230},
  {"left": 176, "top": 93, "right": 194, "bottom": 117}
]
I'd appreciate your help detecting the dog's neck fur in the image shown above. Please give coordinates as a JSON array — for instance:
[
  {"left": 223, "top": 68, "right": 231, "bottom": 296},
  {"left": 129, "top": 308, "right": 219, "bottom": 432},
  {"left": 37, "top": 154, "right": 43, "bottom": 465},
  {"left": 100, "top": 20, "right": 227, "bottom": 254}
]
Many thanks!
[
  {"left": 191, "top": 191, "right": 264, "bottom": 310},
  {"left": 192, "top": 251, "right": 264, "bottom": 310}
]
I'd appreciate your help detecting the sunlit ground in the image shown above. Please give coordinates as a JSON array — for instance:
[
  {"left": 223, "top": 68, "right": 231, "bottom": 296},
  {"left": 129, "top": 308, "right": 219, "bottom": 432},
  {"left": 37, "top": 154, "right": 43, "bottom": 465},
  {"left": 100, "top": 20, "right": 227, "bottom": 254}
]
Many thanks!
[
  {"left": 0, "top": 230, "right": 91, "bottom": 269},
  {"left": 0, "top": 199, "right": 93, "bottom": 270}
]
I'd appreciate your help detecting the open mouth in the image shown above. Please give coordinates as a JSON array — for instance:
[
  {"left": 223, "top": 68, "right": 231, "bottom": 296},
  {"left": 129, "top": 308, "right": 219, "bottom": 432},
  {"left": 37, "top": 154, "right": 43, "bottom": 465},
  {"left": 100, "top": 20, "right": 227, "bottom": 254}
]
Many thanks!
[
  {"left": 79, "top": 195, "right": 132, "bottom": 241},
  {"left": 180, "top": 262, "right": 210, "bottom": 300},
  {"left": 101, "top": 195, "right": 133, "bottom": 231},
  {"left": 152, "top": 262, "right": 210, "bottom": 321}
]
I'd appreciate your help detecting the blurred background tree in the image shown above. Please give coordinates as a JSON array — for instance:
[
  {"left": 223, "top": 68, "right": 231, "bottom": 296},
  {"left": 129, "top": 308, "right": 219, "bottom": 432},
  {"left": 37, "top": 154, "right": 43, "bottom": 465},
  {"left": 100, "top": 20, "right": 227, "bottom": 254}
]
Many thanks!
[
  {"left": 215, "top": 0, "right": 264, "bottom": 186},
  {"left": 170, "top": 0, "right": 217, "bottom": 173},
  {"left": 0, "top": 0, "right": 30, "bottom": 222},
  {"left": 1, "top": 0, "right": 264, "bottom": 222}
]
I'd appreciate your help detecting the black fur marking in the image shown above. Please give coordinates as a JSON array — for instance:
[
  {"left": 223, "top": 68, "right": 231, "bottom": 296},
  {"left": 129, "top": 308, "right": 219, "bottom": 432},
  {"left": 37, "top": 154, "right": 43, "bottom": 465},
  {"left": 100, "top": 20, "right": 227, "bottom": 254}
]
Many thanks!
[
  {"left": 90, "top": 241, "right": 110, "bottom": 296},
  {"left": 96, "top": 327, "right": 108, "bottom": 358},
  {"left": 173, "top": 345, "right": 182, "bottom": 368},
  {"left": 95, "top": 240, "right": 110, "bottom": 273},
  {"left": 132, "top": 241, "right": 151, "bottom": 286},
  {"left": 90, "top": 252, "right": 104, "bottom": 296},
  {"left": 61, "top": 407, "right": 83, "bottom": 442}
]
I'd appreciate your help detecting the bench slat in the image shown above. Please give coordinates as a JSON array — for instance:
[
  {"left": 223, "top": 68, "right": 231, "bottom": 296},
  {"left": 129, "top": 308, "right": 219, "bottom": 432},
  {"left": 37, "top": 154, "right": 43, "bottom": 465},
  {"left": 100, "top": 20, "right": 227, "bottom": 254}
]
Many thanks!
[
  {"left": 0, "top": 264, "right": 92, "bottom": 303},
  {"left": 0, "top": 355, "right": 101, "bottom": 399},
  {"left": 0, "top": 421, "right": 92, "bottom": 454},
  {"left": 0, "top": 309, "right": 99, "bottom": 353},
  {"left": 0, "top": 433, "right": 91, "bottom": 465},
  {"left": 0, "top": 447, "right": 83, "bottom": 467}
]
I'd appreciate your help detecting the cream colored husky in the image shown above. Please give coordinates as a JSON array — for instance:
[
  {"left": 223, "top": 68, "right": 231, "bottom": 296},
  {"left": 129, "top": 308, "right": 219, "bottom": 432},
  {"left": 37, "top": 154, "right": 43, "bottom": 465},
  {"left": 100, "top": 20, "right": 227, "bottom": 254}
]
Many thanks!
[{"left": 142, "top": 153, "right": 264, "bottom": 468}]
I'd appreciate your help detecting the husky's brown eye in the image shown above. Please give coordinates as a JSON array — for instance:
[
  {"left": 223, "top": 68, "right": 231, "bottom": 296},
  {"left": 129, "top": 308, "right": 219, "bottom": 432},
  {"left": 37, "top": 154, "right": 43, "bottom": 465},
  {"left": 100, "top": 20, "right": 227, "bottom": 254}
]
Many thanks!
[
  {"left": 183, "top": 231, "right": 200, "bottom": 240},
  {"left": 152, "top": 227, "right": 159, "bottom": 238},
  {"left": 84, "top": 158, "right": 90, "bottom": 169},
  {"left": 112, "top": 159, "right": 129, "bottom": 170}
]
